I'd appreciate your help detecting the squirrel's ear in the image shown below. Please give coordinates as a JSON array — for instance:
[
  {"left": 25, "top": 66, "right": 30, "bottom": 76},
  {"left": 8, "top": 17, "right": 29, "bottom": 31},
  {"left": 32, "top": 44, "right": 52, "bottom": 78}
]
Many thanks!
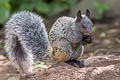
[
  {"left": 86, "top": 9, "right": 90, "bottom": 18},
  {"left": 76, "top": 10, "right": 82, "bottom": 22}
]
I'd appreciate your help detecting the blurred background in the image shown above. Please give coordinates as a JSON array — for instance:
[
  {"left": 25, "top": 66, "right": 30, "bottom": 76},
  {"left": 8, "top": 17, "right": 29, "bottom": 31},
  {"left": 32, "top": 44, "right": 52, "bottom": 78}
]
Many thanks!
[{"left": 0, "top": 0, "right": 120, "bottom": 58}]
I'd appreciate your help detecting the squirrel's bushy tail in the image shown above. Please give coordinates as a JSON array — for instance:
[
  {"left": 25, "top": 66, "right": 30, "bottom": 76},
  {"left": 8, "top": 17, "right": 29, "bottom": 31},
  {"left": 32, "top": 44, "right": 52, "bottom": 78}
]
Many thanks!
[
  {"left": 5, "top": 28, "right": 34, "bottom": 73},
  {"left": 4, "top": 11, "right": 53, "bottom": 74}
]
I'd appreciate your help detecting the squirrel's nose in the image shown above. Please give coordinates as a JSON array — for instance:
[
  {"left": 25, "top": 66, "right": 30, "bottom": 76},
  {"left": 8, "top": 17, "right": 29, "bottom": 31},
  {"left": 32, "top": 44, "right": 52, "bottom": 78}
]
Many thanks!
[{"left": 86, "top": 37, "right": 92, "bottom": 43}]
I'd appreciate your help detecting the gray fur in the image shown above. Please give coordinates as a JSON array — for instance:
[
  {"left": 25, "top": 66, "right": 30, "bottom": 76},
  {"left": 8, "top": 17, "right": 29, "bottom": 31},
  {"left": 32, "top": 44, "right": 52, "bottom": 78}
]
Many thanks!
[
  {"left": 4, "top": 11, "right": 52, "bottom": 74},
  {"left": 49, "top": 15, "right": 93, "bottom": 61}
]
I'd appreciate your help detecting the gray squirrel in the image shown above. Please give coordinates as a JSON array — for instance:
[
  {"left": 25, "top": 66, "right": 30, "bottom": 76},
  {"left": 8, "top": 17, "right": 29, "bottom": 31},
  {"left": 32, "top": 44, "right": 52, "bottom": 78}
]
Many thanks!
[
  {"left": 4, "top": 9, "right": 93, "bottom": 75},
  {"left": 49, "top": 9, "right": 93, "bottom": 66}
]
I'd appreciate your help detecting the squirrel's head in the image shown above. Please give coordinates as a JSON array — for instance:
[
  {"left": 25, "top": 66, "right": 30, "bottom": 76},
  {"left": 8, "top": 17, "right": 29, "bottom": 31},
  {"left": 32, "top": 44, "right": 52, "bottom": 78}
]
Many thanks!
[{"left": 75, "top": 9, "right": 93, "bottom": 45}]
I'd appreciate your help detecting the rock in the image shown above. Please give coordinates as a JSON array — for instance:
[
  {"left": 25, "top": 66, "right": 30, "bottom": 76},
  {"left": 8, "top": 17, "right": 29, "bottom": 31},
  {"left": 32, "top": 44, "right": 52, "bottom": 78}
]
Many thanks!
[
  {"left": 25, "top": 55, "right": 120, "bottom": 80},
  {"left": 103, "top": 39, "right": 111, "bottom": 45},
  {"left": 84, "top": 55, "right": 120, "bottom": 67}
]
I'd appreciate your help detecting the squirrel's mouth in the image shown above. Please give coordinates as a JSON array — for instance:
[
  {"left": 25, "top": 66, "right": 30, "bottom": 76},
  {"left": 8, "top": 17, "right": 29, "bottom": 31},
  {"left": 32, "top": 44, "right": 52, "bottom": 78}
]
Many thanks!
[{"left": 82, "top": 35, "right": 92, "bottom": 45}]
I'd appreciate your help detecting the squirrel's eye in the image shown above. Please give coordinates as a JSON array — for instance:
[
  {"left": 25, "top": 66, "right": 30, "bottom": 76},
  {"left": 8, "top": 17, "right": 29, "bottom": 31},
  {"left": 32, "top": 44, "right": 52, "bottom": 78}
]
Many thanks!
[{"left": 82, "top": 25, "right": 86, "bottom": 29}]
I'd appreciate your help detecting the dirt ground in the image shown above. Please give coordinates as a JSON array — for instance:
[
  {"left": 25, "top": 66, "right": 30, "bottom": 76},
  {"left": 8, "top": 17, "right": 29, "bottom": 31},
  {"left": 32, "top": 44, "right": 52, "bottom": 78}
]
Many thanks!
[{"left": 0, "top": 17, "right": 120, "bottom": 80}]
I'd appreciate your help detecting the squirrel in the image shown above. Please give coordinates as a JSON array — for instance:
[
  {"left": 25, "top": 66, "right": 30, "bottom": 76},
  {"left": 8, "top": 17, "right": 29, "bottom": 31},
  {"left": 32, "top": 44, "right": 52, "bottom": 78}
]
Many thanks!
[
  {"left": 4, "top": 11, "right": 53, "bottom": 75},
  {"left": 4, "top": 9, "right": 93, "bottom": 75},
  {"left": 49, "top": 9, "right": 93, "bottom": 67}
]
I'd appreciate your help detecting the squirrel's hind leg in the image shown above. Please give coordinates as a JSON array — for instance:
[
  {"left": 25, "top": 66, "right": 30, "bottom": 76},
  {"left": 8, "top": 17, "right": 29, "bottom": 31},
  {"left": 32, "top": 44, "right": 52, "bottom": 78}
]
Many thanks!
[
  {"left": 52, "top": 39, "right": 72, "bottom": 62},
  {"left": 51, "top": 39, "right": 84, "bottom": 68}
]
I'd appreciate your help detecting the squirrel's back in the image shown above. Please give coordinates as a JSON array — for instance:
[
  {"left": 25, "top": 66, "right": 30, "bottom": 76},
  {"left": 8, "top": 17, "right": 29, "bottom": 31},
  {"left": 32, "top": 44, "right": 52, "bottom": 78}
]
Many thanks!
[
  {"left": 49, "top": 16, "right": 75, "bottom": 41},
  {"left": 49, "top": 16, "right": 83, "bottom": 45}
]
